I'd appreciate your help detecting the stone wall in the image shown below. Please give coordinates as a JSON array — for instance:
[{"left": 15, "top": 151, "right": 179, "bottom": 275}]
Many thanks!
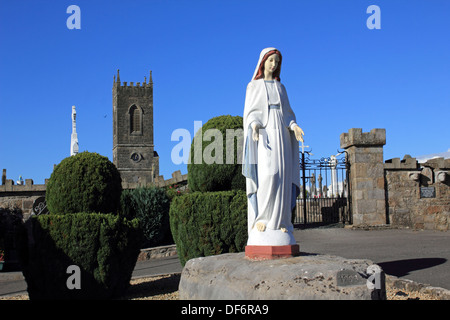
[
  {"left": 341, "top": 128, "right": 450, "bottom": 231},
  {"left": 385, "top": 156, "right": 450, "bottom": 231},
  {"left": 0, "top": 169, "right": 187, "bottom": 219},
  {"left": 0, "top": 178, "right": 46, "bottom": 220},
  {"left": 120, "top": 170, "right": 188, "bottom": 190},
  {"left": 137, "top": 244, "right": 177, "bottom": 261}
]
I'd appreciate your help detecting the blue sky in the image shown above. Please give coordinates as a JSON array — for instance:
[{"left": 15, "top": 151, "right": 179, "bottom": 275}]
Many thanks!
[{"left": 1, "top": 0, "right": 449, "bottom": 184}]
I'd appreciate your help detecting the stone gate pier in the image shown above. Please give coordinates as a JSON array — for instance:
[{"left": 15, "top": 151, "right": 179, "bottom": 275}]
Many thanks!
[{"left": 340, "top": 128, "right": 387, "bottom": 226}]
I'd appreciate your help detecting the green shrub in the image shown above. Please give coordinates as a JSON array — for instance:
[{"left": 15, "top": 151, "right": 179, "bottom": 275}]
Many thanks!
[
  {"left": 165, "top": 183, "right": 188, "bottom": 201},
  {"left": 187, "top": 115, "right": 245, "bottom": 192},
  {"left": 169, "top": 190, "right": 247, "bottom": 266},
  {"left": 17, "top": 213, "right": 142, "bottom": 300},
  {"left": 46, "top": 152, "right": 122, "bottom": 215},
  {"left": 120, "top": 186, "right": 171, "bottom": 248},
  {"left": 0, "top": 207, "right": 23, "bottom": 270}
]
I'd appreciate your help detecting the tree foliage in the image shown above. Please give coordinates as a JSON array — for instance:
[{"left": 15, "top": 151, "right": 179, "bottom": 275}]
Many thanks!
[{"left": 120, "top": 186, "right": 171, "bottom": 248}]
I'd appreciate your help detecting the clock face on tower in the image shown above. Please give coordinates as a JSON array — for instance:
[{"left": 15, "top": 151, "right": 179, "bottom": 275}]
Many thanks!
[{"left": 131, "top": 152, "right": 141, "bottom": 162}]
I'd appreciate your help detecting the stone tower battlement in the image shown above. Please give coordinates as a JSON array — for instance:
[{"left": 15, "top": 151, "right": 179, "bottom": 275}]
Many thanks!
[{"left": 113, "top": 70, "right": 154, "bottom": 96}]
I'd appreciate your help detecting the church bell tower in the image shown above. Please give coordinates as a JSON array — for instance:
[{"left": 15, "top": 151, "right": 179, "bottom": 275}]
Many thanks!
[{"left": 112, "top": 70, "right": 159, "bottom": 187}]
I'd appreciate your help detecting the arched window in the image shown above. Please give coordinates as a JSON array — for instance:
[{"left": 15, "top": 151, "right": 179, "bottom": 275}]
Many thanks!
[{"left": 129, "top": 105, "right": 142, "bottom": 134}]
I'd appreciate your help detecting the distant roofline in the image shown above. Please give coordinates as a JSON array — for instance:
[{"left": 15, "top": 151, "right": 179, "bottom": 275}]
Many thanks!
[{"left": 416, "top": 149, "right": 450, "bottom": 163}]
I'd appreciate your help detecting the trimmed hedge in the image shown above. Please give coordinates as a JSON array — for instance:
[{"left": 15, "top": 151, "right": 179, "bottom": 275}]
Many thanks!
[
  {"left": 187, "top": 115, "right": 245, "bottom": 192},
  {"left": 46, "top": 152, "right": 122, "bottom": 215},
  {"left": 17, "top": 213, "right": 142, "bottom": 299},
  {"left": 0, "top": 207, "right": 23, "bottom": 270},
  {"left": 169, "top": 190, "right": 247, "bottom": 266},
  {"left": 120, "top": 186, "right": 171, "bottom": 248}
]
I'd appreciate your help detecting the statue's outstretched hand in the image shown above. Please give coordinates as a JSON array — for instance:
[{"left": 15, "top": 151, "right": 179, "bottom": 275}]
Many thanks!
[{"left": 294, "top": 125, "right": 304, "bottom": 142}]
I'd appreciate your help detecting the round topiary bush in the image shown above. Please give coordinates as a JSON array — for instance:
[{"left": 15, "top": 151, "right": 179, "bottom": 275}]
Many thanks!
[
  {"left": 46, "top": 152, "right": 122, "bottom": 215},
  {"left": 187, "top": 115, "right": 245, "bottom": 192}
]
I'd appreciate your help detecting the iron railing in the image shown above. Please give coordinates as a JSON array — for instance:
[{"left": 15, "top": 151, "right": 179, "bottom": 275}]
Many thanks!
[{"left": 294, "top": 149, "right": 351, "bottom": 226}]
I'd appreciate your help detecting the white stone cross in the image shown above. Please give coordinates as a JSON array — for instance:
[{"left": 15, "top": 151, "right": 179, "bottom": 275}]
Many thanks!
[{"left": 300, "top": 141, "right": 310, "bottom": 154}]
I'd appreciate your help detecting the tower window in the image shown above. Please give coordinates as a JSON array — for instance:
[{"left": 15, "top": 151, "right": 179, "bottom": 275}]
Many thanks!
[{"left": 130, "top": 105, "right": 142, "bottom": 134}]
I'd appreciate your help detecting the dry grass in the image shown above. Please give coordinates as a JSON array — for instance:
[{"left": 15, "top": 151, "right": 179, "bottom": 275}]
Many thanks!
[
  {"left": 0, "top": 274, "right": 180, "bottom": 301},
  {"left": 120, "top": 273, "right": 180, "bottom": 300},
  {"left": 386, "top": 287, "right": 440, "bottom": 300},
  {"left": 0, "top": 273, "right": 443, "bottom": 300}
]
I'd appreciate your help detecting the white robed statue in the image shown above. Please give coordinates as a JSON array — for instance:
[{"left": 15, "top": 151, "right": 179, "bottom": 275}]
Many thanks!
[{"left": 242, "top": 47, "right": 304, "bottom": 246}]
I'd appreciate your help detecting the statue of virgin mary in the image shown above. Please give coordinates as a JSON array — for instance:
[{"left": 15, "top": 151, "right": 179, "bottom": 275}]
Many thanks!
[{"left": 242, "top": 47, "right": 304, "bottom": 246}]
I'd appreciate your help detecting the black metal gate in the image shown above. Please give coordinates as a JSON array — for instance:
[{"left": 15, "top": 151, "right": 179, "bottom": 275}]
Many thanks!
[{"left": 294, "top": 148, "right": 351, "bottom": 226}]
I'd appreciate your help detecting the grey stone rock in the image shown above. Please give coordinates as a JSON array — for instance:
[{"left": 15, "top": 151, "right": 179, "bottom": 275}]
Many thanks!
[{"left": 179, "top": 252, "right": 385, "bottom": 300}]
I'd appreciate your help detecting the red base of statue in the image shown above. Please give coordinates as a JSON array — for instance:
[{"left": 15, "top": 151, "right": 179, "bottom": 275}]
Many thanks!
[{"left": 245, "top": 244, "right": 300, "bottom": 260}]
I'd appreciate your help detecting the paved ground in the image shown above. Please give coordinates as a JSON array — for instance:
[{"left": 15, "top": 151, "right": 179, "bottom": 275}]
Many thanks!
[
  {"left": 1, "top": 227, "right": 449, "bottom": 297},
  {"left": 133, "top": 255, "right": 182, "bottom": 278},
  {"left": 294, "top": 227, "right": 450, "bottom": 289}
]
